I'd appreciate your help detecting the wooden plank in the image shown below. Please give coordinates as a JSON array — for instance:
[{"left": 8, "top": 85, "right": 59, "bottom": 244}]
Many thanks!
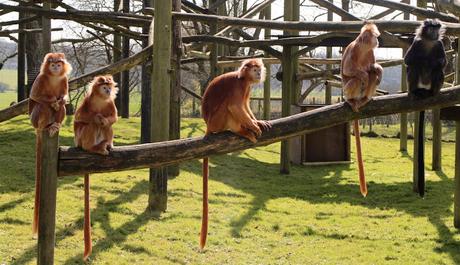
[
  {"left": 149, "top": 0, "right": 172, "bottom": 212},
  {"left": 169, "top": 0, "right": 182, "bottom": 176},
  {"left": 440, "top": 105, "right": 460, "bottom": 121},
  {"left": 37, "top": 130, "right": 59, "bottom": 265},
  {"left": 455, "top": 121, "right": 460, "bottom": 228}
]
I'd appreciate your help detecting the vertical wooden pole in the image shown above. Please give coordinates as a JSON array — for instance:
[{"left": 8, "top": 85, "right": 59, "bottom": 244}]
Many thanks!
[
  {"left": 209, "top": 0, "right": 218, "bottom": 79},
  {"left": 454, "top": 121, "right": 460, "bottom": 228},
  {"left": 149, "top": 0, "right": 172, "bottom": 212},
  {"left": 291, "top": 0, "right": 300, "bottom": 104},
  {"left": 17, "top": 4, "right": 26, "bottom": 101},
  {"left": 432, "top": 108, "right": 442, "bottom": 170},
  {"left": 400, "top": 0, "right": 410, "bottom": 152},
  {"left": 325, "top": 0, "right": 333, "bottom": 105},
  {"left": 42, "top": 2, "right": 51, "bottom": 54},
  {"left": 263, "top": 5, "right": 271, "bottom": 120},
  {"left": 140, "top": 0, "right": 153, "bottom": 144},
  {"left": 114, "top": 0, "right": 123, "bottom": 115},
  {"left": 169, "top": 0, "right": 182, "bottom": 176},
  {"left": 121, "top": 0, "right": 130, "bottom": 118},
  {"left": 413, "top": 0, "right": 426, "bottom": 193},
  {"left": 37, "top": 131, "right": 59, "bottom": 265},
  {"left": 280, "top": 0, "right": 293, "bottom": 174},
  {"left": 342, "top": 0, "right": 351, "bottom": 162}
]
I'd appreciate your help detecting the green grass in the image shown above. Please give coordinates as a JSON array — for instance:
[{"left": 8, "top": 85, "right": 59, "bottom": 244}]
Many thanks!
[
  {"left": 1, "top": 116, "right": 460, "bottom": 264},
  {"left": 0, "top": 69, "right": 17, "bottom": 91},
  {"left": 0, "top": 91, "right": 17, "bottom": 109}
]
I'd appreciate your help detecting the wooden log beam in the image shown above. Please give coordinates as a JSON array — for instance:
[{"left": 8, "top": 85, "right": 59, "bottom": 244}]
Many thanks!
[
  {"left": 59, "top": 86, "right": 460, "bottom": 176},
  {"left": 354, "top": 0, "right": 459, "bottom": 23},
  {"left": 0, "top": 3, "right": 150, "bottom": 27},
  {"left": 174, "top": 12, "right": 460, "bottom": 34},
  {"left": 183, "top": 34, "right": 410, "bottom": 49}
]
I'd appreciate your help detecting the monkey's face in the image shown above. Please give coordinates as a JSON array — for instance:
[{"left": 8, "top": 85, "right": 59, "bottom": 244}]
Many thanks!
[
  {"left": 422, "top": 25, "right": 441, "bottom": 41},
  {"left": 250, "top": 66, "right": 263, "bottom": 82},
  {"left": 48, "top": 62, "right": 64, "bottom": 76},
  {"left": 97, "top": 84, "right": 113, "bottom": 99}
]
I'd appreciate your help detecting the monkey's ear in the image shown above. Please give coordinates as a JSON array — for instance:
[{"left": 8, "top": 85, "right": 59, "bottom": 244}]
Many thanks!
[{"left": 237, "top": 66, "right": 247, "bottom": 79}]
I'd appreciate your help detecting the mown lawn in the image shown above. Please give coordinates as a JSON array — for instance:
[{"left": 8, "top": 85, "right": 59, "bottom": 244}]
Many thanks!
[{"left": 0, "top": 115, "right": 459, "bottom": 264}]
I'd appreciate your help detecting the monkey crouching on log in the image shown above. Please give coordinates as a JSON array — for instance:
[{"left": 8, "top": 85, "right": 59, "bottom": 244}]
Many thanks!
[
  {"left": 200, "top": 58, "right": 272, "bottom": 249},
  {"left": 29, "top": 52, "right": 72, "bottom": 236},
  {"left": 73, "top": 75, "right": 118, "bottom": 260},
  {"left": 404, "top": 19, "right": 447, "bottom": 197},
  {"left": 341, "top": 23, "right": 383, "bottom": 197}
]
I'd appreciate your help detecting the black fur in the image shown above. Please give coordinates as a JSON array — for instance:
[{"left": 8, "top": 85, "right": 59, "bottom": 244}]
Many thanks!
[{"left": 404, "top": 19, "right": 446, "bottom": 99}]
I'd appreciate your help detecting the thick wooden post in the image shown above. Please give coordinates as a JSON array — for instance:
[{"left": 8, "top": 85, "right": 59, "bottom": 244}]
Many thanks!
[
  {"left": 140, "top": 0, "right": 153, "bottom": 144},
  {"left": 17, "top": 4, "right": 26, "bottom": 101},
  {"left": 209, "top": 0, "right": 219, "bottom": 80},
  {"left": 432, "top": 108, "right": 442, "bottom": 170},
  {"left": 121, "top": 0, "right": 130, "bottom": 118},
  {"left": 37, "top": 131, "right": 59, "bottom": 265},
  {"left": 280, "top": 0, "right": 294, "bottom": 174},
  {"left": 263, "top": 5, "right": 271, "bottom": 120},
  {"left": 454, "top": 121, "right": 460, "bottom": 228},
  {"left": 149, "top": 0, "right": 172, "bottom": 212},
  {"left": 42, "top": 2, "right": 51, "bottom": 54},
  {"left": 114, "top": 0, "right": 123, "bottom": 114},
  {"left": 400, "top": 0, "right": 410, "bottom": 152},
  {"left": 169, "top": 0, "right": 182, "bottom": 176}
]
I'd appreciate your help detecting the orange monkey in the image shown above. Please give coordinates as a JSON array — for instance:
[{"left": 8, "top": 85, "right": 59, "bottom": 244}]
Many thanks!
[
  {"left": 74, "top": 75, "right": 118, "bottom": 260},
  {"left": 200, "top": 58, "right": 271, "bottom": 249},
  {"left": 29, "top": 52, "right": 71, "bottom": 236},
  {"left": 341, "top": 23, "right": 383, "bottom": 197}
]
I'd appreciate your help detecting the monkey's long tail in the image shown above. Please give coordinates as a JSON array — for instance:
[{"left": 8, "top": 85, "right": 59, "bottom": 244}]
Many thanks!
[
  {"left": 199, "top": 157, "right": 209, "bottom": 249},
  {"left": 418, "top": 111, "right": 425, "bottom": 197},
  {"left": 353, "top": 120, "right": 367, "bottom": 197},
  {"left": 32, "top": 132, "right": 42, "bottom": 236},
  {"left": 83, "top": 173, "right": 92, "bottom": 260}
]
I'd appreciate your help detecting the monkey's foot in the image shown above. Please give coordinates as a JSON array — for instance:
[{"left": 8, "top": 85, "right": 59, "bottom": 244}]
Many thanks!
[
  {"left": 347, "top": 100, "right": 360, "bottom": 112},
  {"left": 106, "top": 144, "right": 114, "bottom": 151},
  {"left": 256, "top": 120, "right": 272, "bottom": 131},
  {"left": 48, "top": 123, "right": 60, "bottom": 136}
]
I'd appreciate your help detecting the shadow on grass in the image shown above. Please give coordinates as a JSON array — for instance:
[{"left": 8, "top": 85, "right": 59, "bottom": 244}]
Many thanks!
[{"left": 181, "top": 152, "right": 460, "bottom": 264}]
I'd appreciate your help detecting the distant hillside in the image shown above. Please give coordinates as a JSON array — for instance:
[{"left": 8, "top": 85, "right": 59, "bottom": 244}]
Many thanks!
[{"left": 0, "top": 40, "right": 17, "bottom": 69}]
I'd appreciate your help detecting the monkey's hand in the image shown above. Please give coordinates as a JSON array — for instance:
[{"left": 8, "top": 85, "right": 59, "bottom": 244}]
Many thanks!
[
  {"left": 100, "top": 117, "right": 109, "bottom": 127},
  {"left": 51, "top": 100, "right": 61, "bottom": 111},
  {"left": 256, "top": 120, "right": 272, "bottom": 131},
  {"left": 94, "top": 114, "right": 104, "bottom": 126},
  {"left": 245, "top": 120, "right": 262, "bottom": 137}
]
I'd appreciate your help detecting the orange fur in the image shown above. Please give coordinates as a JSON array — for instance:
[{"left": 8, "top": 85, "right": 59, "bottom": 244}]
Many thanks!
[
  {"left": 73, "top": 75, "right": 118, "bottom": 261},
  {"left": 30, "top": 53, "right": 71, "bottom": 236},
  {"left": 199, "top": 59, "right": 271, "bottom": 249},
  {"left": 341, "top": 24, "right": 383, "bottom": 197},
  {"left": 341, "top": 23, "right": 382, "bottom": 112}
]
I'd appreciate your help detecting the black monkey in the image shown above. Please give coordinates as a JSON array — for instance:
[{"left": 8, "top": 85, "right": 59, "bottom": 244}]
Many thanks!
[
  {"left": 405, "top": 19, "right": 446, "bottom": 98},
  {"left": 404, "top": 19, "right": 447, "bottom": 197}
]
